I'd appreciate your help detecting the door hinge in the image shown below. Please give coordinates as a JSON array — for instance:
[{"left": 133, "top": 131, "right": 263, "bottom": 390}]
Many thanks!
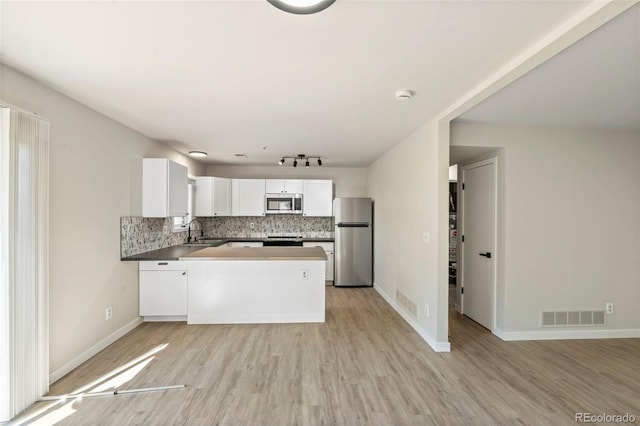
[
  {"left": 461, "top": 287, "right": 464, "bottom": 294},
  {"left": 462, "top": 183, "right": 465, "bottom": 190},
  {"left": 461, "top": 235, "right": 465, "bottom": 242}
]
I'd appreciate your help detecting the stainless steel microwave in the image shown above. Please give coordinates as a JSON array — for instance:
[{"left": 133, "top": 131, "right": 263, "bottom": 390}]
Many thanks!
[{"left": 265, "top": 193, "right": 303, "bottom": 214}]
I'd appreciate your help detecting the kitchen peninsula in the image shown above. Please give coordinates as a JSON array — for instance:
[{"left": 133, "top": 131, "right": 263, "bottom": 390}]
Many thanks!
[{"left": 181, "top": 246, "right": 326, "bottom": 324}]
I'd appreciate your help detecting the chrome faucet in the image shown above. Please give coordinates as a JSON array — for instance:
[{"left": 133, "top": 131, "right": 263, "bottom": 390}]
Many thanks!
[{"left": 184, "top": 219, "right": 204, "bottom": 242}]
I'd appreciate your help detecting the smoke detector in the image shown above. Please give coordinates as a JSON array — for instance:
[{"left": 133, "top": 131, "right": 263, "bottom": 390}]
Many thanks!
[{"left": 395, "top": 89, "right": 415, "bottom": 101}]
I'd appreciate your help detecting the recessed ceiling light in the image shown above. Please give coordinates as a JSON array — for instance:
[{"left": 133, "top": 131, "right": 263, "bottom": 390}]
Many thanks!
[
  {"left": 267, "top": 0, "right": 335, "bottom": 15},
  {"left": 189, "top": 151, "right": 207, "bottom": 158},
  {"left": 395, "top": 89, "right": 415, "bottom": 101}
]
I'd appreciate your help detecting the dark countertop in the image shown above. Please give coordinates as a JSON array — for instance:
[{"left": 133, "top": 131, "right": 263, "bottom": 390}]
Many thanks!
[{"left": 121, "top": 237, "right": 334, "bottom": 261}]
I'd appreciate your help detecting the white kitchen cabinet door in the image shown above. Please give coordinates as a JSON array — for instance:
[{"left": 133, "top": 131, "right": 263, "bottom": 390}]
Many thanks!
[
  {"left": 232, "top": 179, "right": 266, "bottom": 216},
  {"left": 265, "top": 179, "right": 285, "bottom": 193},
  {"left": 195, "top": 177, "right": 231, "bottom": 217},
  {"left": 142, "top": 158, "right": 188, "bottom": 217},
  {"left": 265, "top": 179, "right": 303, "bottom": 194},
  {"left": 325, "top": 250, "right": 334, "bottom": 281},
  {"left": 302, "top": 180, "right": 333, "bottom": 217},
  {"left": 303, "top": 242, "right": 334, "bottom": 281},
  {"left": 139, "top": 270, "right": 188, "bottom": 316},
  {"left": 213, "top": 177, "right": 232, "bottom": 216},
  {"left": 284, "top": 179, "right": 303, "bottom": 193},
  {"left": 167, "top": 160, "right": 188, "bottom": 217}
]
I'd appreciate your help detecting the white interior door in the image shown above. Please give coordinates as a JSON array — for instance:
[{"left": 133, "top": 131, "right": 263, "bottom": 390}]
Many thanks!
[{"left": 461, "top": 158, "right": 496, "bottom": 330}]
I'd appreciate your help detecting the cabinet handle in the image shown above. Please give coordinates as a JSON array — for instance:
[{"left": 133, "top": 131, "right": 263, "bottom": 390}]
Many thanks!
[
  {"left": 158, "top": 262, "right": 168, "bottom": 266},
  {"left": 182, "top": 272, "right": 186, "bottom": 275}
]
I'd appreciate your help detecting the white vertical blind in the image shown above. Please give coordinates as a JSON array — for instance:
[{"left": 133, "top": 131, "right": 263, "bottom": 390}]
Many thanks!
[{"left": 0, "top": 106, "right": 49, "bottom": 421}]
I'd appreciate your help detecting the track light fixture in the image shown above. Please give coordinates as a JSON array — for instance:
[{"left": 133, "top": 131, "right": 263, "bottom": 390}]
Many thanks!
[{"left": 278, "top": 154, "right": 323, "bottom": 167}]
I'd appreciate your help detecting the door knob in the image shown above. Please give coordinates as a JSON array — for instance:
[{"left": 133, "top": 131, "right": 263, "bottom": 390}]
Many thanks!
[{"left": 479, "top": 252, "right": 492, "bottom": 258}]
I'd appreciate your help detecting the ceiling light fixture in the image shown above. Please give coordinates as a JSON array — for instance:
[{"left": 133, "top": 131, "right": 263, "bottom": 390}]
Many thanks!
[
  {"left": 278, "top": 154, "right": 323, "bottom": 167},
  {"left": 395, "top": 89, "right": 415, "bottom": 101},
  {"left": 267, "top": 0, "right": 336, "bottom": 15},
  {"left": 189, "top": 151, "right": 207, "bottom": 158}
]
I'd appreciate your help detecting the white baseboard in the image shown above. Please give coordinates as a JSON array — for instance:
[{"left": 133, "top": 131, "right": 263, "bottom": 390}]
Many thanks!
[
  {"left": 49, "top": 317, "right": 143, "bottom": 384},
  {"left": 374, "top": 283, "right": 450, "bottom": 352},
  {"left": 494, "top": 327, "right": 640, "bottom": 341},
  {"left": 142, "top": 315, "right": 187, "bottom": 322}
]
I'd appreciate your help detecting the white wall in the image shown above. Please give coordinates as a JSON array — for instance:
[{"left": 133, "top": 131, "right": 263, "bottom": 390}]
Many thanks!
[
  {"left": 451, "top": 121, "right": 640, "bottom": 336},
  {"left": 367, "top": 120, "right": 450, "bottom": 351},
  {"left": 0, "top": 65, "right": 205, "bottom": 375},
  {"left": 206, "top": 165, "right": 367, "bottom": 198}
]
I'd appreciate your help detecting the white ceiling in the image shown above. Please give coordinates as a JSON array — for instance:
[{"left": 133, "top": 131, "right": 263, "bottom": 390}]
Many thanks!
[
  {"left": 1, "top": 1, "right": 604, "bottom": 166},
  {"left": 455, "top": 3, "right": 640, "bottom": 130}
]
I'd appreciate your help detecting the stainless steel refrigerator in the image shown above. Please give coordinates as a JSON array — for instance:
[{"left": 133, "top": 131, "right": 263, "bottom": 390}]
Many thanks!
[{"left": 333, "top": 197, "right": 372, "bottom": 287}]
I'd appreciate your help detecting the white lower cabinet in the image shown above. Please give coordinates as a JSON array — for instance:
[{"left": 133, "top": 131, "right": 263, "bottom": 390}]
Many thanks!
[
  {"left": 303, "top": 242, "right": 334, "bottom": 282},
  {"left": 139, "top": 261, "right": 187, "bottom": 319}
]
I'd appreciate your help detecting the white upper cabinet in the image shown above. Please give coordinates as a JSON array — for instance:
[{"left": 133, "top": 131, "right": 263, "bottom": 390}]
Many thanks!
[
  {"left": 195, "top": 177, "right": 231, "bottom": 217},
  {"left": 302, "top": 180, "right": 333, "bottom": 217},
  {"left": 232, "top": 179, "right": 266, "bottom": 216},
  {"left": 142, "top": 158, "right": 188, "bottom": 217},
  {"left": 265, "top": 179, "right": 303, "bottom": 194}
]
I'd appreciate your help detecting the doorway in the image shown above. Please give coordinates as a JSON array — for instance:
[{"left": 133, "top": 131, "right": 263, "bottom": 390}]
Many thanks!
[{"left": 459, "top": 158, "right": 497, "bottom": 331}]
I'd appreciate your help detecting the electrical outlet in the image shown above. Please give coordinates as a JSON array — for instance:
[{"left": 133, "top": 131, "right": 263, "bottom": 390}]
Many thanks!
[
  {"left": 425, "top": 304, "right": 430, "bottom": 317},
  {"left": 605, "top": 303, "right": 614, "bottom": 314},
  {"left": 249, "top": 222, "right": 255, "bottom": 229},
  {"left": 105, "top": 306, "right": 113, "bottom": 320},
  {"left": 301, "top": 269, "right": 308, "bottom": 279}
]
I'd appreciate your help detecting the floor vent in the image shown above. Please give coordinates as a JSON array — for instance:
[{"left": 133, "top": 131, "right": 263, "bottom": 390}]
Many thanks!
[
  {"left": 541, "top": 310, "right": 606, "bottom": 327},
  {"left": 396, "top": 290, "right": 418, "bottom": 319}
]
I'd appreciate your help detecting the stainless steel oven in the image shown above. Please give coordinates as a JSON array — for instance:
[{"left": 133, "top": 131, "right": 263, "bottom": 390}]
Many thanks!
[
  {"left": 263, "top": 236, "right": 304, "bottom": 246},
  {"left": 265, "top": 193, "right": 303, "bottom": 214}
]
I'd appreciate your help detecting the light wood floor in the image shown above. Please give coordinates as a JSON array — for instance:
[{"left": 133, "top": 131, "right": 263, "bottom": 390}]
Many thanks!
[{"left": 14, "top": 287, "right": 640, "bottom": 425}]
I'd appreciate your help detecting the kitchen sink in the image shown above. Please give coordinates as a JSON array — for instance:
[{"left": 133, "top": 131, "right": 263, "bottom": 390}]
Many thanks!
[
  {"left": 181, "top": 239, "right": 226, "bottom": 247},
  {"left": 199, "top": 239, "right": 226, "bottom": 244}
]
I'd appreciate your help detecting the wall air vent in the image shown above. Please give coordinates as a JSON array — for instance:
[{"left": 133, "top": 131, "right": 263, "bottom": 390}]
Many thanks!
[
  {"left": 541, "top": 310, "right": 606, "bottom": 327},
  {"left": 396, "top": 290, "right": 418, "bottom": 319}
]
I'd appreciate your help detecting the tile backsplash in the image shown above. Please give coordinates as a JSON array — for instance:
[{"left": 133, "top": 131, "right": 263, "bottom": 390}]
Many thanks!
[
  {"left": 201, "top": 215, "right": 333, "bottom": 239},
  {"left": 121, "top": 215, "right": 333, "bottom": 258},
  {"left": 120, "top": 217, "right": 188, "bottom": 258}
]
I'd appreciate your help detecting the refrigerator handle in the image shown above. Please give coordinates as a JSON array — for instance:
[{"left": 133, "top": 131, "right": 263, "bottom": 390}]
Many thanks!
[{"left": 337, "top": 223, "right": 369, "bottom": 228}]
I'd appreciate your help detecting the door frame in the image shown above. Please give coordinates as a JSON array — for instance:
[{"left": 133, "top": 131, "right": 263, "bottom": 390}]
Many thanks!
[{"left": 459, "top": 156, "right": 498, "bottom": 333}]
